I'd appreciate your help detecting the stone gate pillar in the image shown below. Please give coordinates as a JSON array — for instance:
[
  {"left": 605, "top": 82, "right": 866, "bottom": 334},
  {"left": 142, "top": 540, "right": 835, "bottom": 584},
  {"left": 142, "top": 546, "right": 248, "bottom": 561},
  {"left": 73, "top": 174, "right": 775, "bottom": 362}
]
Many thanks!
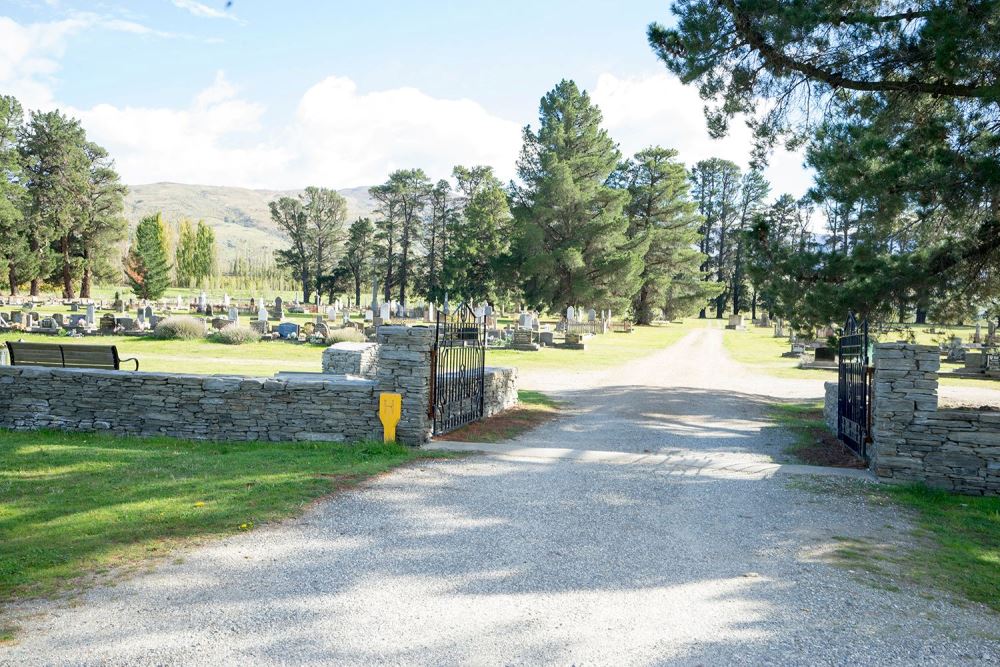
[{"left": 375, "top": 326, "right": 434, "bottom": 444}]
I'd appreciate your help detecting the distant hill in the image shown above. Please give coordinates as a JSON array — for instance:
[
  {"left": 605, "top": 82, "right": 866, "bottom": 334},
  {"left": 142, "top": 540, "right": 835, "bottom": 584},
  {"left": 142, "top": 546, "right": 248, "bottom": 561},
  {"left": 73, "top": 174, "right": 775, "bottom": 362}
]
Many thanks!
[{"left": 124, "top": 183, "right": 376, "bottom": 265}]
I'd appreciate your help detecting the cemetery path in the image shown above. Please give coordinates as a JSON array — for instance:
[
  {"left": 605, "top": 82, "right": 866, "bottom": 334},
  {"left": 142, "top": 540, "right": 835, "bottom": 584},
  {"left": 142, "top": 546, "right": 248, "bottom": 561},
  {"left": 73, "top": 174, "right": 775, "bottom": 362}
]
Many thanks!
[
  {"left": 3, "top": 326, "right": 999, "bottom": 665},
  {"left": 508, "top": 327, "right": 819, "bottom": 458}
]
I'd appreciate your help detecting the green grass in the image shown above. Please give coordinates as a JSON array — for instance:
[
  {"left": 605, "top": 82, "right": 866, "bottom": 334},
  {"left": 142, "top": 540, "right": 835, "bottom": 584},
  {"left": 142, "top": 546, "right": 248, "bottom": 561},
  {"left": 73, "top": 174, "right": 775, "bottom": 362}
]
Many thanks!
[
  {"left": 486, "top": 321, "right": 700, "bottom": 376},
  {"left": 0, "top": 429, "right": 453, "bottom": 606},
  {"left": 0, "top": 331, "right": 325, "bottom": 376},
  {"left": 884, "top": 484, "right": 1000, "bottom": 612},
  {"left": 721, "top": 327, "right": 834, "bottom": 380}
]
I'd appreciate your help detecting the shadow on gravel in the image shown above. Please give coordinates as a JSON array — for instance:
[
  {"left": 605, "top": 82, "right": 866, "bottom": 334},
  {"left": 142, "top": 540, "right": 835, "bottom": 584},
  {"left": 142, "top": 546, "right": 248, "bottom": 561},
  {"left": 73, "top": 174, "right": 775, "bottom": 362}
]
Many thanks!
[
  {"left": 508, "top": 385, "right": 804, "bottom": 456},
  {"left": 8, "top": 454, "right": 990, "bottom": 666}
]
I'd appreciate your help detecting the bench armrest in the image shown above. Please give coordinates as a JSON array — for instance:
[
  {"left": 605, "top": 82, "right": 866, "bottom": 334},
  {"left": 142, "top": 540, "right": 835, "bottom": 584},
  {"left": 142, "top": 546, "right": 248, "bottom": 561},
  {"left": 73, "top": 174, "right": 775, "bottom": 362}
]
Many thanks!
[{"left": 120, "top": 357, "right": 139, "bottom": 371}]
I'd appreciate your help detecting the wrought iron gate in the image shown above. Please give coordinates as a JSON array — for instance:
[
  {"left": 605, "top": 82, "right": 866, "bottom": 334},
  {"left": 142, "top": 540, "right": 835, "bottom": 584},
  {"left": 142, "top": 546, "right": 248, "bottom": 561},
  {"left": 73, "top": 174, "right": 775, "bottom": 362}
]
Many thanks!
[
  {"left": 429, "top": 304, "right": 486, "bottom": 434},
  {"left": 837, "top": 312, "right": 871, "bottom": 458}
]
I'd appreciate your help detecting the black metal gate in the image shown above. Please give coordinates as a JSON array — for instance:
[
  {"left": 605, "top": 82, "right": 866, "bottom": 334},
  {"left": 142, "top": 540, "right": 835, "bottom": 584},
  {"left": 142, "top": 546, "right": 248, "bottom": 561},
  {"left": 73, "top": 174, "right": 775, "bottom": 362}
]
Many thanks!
[
  {"left": 429, "top": 304, "right": 486, "bottom": 434},
  {"left": 837, "top": 312, "right": 871, "bottom": 458}
]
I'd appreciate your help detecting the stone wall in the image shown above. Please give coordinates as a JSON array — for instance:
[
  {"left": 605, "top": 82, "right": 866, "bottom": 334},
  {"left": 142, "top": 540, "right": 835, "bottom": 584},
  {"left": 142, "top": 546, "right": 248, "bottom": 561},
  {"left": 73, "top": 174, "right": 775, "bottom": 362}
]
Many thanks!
[
  {"left": 0, "top": 367, "right": 379, "bottom": 442},
  {"left": 0, "top": 324, "right": 518, "bottom": 446},
  {"left": 870, "top": 343, "right": 1000, "bottom": 495},
  {"left": 322, "top": 342, "right": 378, "bottom": 377},
  {"left": 823, "top": 381, "right": 838, "bottom": 434},
  {"left": 484, "top": 367, "right": 518, "bottom": 418}
]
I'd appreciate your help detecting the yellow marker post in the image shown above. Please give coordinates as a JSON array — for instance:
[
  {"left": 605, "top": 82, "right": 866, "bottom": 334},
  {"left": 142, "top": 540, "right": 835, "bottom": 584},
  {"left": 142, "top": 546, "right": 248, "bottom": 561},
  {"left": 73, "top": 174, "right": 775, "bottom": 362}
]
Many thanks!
[{"left": 379, "top": 392, "right": 402, "bottom": 443}]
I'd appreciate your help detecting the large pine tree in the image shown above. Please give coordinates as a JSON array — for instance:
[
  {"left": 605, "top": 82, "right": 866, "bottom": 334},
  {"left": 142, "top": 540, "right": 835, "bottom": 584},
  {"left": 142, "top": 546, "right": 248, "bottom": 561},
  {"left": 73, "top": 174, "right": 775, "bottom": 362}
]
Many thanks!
[
  {"left": 511, "top": 80, "right": 642, "bottom": 314},
  {"left": 612, "top": 147, "right": 709, "bottom": 324}
]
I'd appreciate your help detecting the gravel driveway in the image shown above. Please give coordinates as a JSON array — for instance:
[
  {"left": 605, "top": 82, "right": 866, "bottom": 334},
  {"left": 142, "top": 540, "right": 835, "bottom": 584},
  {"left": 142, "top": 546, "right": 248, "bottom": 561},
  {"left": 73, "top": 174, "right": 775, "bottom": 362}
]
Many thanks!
[{"left": 2, "top": 325, "right": 997, "bottom": 665}]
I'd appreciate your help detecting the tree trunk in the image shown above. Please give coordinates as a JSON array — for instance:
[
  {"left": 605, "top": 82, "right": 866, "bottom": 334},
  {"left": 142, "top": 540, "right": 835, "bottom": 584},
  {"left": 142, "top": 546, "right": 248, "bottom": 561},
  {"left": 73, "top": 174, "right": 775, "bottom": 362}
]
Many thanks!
[
  {"left": 62, "top": 236, "right": 75, "bottom": 299},
  {"left": 80, "top": 266, "right": 92, "bottom": 298},
  {"left": 301, "top": 269, "right": 311, "bottom": 304},
  {"left": 751, "top": 288, "right": 757, "bottom": 320},
  {"left": 915, "top": 308, "right": 927, "bottom": 325},
  {"left": 8, "top": 263, "right": 17, "bottom": 296},
  {"left": 30, "top": 278, "right": 40, "bottom": 296},
  {"left": 354, "top": 275, "right": 362, "bottom": 307}
]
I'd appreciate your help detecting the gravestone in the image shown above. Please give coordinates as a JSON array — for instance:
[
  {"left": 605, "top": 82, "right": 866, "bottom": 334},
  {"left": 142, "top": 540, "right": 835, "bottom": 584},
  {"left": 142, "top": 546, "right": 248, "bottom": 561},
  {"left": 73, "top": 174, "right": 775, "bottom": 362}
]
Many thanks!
[
  {"left": 275, "top": 322, "right": 299, "bottom": 339},
  {"left": 510, "top": 329, "right": 539, "bottom": 351},
  {"left": 989, "top": 320, "right": 997, "bottom": 345},
  {"left": 223, "top": 293, "right": 230, "bottom": 307},
  {"left": 379, "top": 302, "right": 391, "bottom": 322},
  {"left": 273, "top": 296, "right": 284, "bottom": 320},
  {"left": 68, "top": 314, "right": 87, "bottom": 328},
  {"left": 228, "top": 306, "right": 239, "bottom": 323},
  {"left": 814, "top": 347, "right": 836, "bottom": 362},
  {"left": 258, "top": 304, "right": 269, "bottom": 322},
  {"left": 86, "top": 303, "right": 96, "bottom": 327},
  {"left": 100, "top": 313, "right": 116, "bottom": 333},
  {"left": 211, "top": 317, "right": 229, "bottom": 330},
  {"left": 70, "top": 303, "right": 79, "bottom": 312},
  {"left": 136, "top": 307, "right": 145, "bottom": 327},
  {"left": 326, "top": 305, "right": 337, "bottom": 321},
  {"left": 539, "top": 331, "right": 554, "bottom": 346},
  {"left": 725, "top": 314, "right": 745, "bottom": 330},
  {"left": 564, "top": 332, "right": 586, "bottom": 350},
  {"left": 974, "top": 322, "right": 982, "bottom": 344},
  {"left": 364, "top": 309, "right": 373, "bottom": 322},
  {"left": 566, "top": 306, "right": 576, "bottom": 323},
  {"left": 587, "top": 308, "right": 596, "bottom": 322},
  {"left": 52, "top": 313, "right": 64, "bottom": 327},
  {"left": 198, "top": 291, "right": 207, "bottom": 311},
  {"left": 250, "top": 320, "right": 268, "bottom": 334},
  {"left": 117, "top": 317, "right": 136, "bottom": 331},
  {"left": 205, "top": 304, "right": 213, "bottom": 317},
  {"left": 144, "top": 305, "right": 153, "bottom": 321},
  {"left": 425, "top": 303, "right": 435, "bottom": 323}
]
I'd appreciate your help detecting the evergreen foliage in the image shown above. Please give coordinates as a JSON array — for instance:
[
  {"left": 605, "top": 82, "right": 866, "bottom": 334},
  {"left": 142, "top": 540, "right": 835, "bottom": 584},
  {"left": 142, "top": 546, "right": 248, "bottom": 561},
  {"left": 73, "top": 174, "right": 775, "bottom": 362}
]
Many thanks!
[{"left": 125, "top": 213, "right": 171, "bottom": 300}]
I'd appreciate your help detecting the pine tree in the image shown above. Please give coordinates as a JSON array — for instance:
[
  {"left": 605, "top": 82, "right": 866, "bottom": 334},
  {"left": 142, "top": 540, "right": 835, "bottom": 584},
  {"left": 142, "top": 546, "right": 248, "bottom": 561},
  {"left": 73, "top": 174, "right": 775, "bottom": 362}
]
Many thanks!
[
  {"left": 447, "top": 165, "right": 512, "bottom": 304},
  {"left": 76, "top": 142, "right": 127, "bottom": 298},
  {"left": 612, "top": 147, "right": 708, "bottom": 324},
  {"left": 271, "top": 197, "right": 311, "bottom": 302},
  {"left": 302, "top": 186, "right": 347, "bottom": 304},
  {"left": 511, "top": 80, "right": 642, "bottom": 313},
  {"left": 125, "top": 213, "right": 171, "bottom": 300},
  {"left": 341, "top": 217, "right": 374, "bottom": 307},
  {"left": 0, "top": 95, "right": 30, "bottom": 296}
]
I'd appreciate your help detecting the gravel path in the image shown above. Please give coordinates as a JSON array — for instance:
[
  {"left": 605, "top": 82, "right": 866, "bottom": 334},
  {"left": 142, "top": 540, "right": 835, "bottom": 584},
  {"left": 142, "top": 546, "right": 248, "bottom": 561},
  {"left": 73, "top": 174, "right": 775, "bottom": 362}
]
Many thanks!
[{"left": 2, "top": 325, "right": 998, "bottom": 665}]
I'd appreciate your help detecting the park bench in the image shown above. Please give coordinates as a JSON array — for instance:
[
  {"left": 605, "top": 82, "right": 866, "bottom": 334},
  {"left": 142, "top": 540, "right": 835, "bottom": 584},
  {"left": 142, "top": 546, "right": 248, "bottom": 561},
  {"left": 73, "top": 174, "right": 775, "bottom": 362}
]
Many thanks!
[{"left": 5, "top": 341, "right": 139, "bottom": 371}]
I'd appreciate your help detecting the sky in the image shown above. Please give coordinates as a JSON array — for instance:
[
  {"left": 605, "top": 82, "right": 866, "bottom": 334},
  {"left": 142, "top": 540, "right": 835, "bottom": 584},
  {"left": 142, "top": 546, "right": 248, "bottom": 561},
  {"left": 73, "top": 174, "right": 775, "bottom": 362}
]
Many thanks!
[{"left": 1, "top": 0, "right": 814, "bottom": 197}]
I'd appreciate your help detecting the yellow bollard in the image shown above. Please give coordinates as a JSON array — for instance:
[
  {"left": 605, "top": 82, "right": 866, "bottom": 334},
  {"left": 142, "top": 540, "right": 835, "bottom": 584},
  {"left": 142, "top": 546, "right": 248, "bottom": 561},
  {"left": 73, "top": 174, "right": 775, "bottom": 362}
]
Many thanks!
[{"left": 379, "top": 392, "right": 402, "bottom": 443}]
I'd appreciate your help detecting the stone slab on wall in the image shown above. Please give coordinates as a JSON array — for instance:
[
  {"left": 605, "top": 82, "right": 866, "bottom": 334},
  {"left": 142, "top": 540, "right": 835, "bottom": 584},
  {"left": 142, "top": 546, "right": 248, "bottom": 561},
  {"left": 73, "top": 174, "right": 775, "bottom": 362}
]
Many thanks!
[
  {"left": 823, "top": 381, "right": 838, "bottom": 435},
  {"left": 871, "top": 343, "right": 1000, "bottom": 495},
  {"left": 484, "top": 367, "right": 518, "bottom": 418},
  {"left": 0, "top": 366, "right": 380, "bottom": 443},
  {"left": 322, "top": 342, "right": 378, "bottom": 378}
]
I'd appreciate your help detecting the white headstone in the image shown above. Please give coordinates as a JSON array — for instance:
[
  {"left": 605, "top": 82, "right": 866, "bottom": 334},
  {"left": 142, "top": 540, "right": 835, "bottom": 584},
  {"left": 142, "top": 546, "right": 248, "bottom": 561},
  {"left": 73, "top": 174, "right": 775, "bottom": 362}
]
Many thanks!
[
  {"left": 587, "top": 308, "right": 596, "bottom": 322},
  {"left": 85, "top": 303, "right": 95, "bottom": 326},
  {"left": 364, "top": 309, "right": 374, "bottom": 322},
  {"left": 258, "top": 304, "right": 268, "bottom": 322},
  {"left": 380, "top": 303, "right": 391, "bottom": 321},
  {"left": 566, "top": 306, "right": 576, "bottom": 323},
  {"left": 223, "top": 294, "right": 230, "bottom": 307},
  {"left": 326, "top": 306, "right": 337, "bottom": 320},
  {"left": 198, "top": 291, "right": 207, "bottom": 308},
  {"left": 228, "top": 306, "right": 239, "bottom": 322}
]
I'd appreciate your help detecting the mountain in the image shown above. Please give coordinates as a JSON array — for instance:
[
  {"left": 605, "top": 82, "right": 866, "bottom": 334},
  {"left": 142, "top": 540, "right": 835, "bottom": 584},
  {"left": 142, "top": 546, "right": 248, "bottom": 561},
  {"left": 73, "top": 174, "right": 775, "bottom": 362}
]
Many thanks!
[{"left": 124, "top": 183, "right": 377, "bottom": 266}]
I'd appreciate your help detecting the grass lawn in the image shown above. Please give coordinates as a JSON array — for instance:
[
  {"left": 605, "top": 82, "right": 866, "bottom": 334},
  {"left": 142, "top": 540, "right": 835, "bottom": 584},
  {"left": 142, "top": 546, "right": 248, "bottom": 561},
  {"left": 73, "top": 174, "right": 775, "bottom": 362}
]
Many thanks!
[
  {"left": 721, "top": 327, "right": 834, "bottom": 381},
  {"left": 435, "top": 390, "right": 560, "bottom": 443},
  {"left": 0, "top": 429, "right": 455, "bottom": 621},
  {"left": 486, "top": 321, "right": 699, "bottom": 376},
  {"left": 775, "top": 406, "right": 1000, "bottom": 613},
  {"left": 0, "top": 331, "right": 325, "bottom": 377}
]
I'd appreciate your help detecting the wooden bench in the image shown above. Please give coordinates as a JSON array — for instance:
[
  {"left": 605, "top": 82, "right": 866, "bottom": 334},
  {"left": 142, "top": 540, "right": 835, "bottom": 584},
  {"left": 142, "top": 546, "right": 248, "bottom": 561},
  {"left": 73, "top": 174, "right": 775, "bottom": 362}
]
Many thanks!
[{"left": 5, "top": 341, "right": 139, "bottom": 371}]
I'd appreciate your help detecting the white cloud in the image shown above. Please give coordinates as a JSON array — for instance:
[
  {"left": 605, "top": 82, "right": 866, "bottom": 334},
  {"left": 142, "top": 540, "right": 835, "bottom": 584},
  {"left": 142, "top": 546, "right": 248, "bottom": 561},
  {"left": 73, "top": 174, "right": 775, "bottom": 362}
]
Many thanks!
[
  {"left": 171, "top": 0, "right": 240, "bottom": 22},
  {"left": 69, "top": 73, "right": 522, "bottom": 189},
  {"left": 0, "top": 14, "right": 186, "bottom": 109},
  {"left": 591, "top": 72, "right": 815, "bottom": 199}
]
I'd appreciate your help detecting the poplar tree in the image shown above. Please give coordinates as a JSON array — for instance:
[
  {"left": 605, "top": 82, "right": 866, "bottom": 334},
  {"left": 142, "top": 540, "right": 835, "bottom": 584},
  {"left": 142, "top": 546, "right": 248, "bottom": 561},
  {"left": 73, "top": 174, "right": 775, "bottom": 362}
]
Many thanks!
[
  {"left": 193, "top": 220, "right": 216, "bottom": 286},
  {"left": 175, "top": 219, "right": 197, "bottom": 287},
  {"left": 0, "top": 95, "right": 29, "bottom": 296},
  {"left": 511, "top": 80, "right": 642, "bottom": 313}
]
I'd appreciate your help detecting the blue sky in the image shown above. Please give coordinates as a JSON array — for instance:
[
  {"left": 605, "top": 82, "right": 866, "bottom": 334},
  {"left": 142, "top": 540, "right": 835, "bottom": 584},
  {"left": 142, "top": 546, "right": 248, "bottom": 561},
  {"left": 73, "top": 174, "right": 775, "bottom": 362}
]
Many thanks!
[{"left": 1, "top": 0, "right": 813, "bottom": 195}]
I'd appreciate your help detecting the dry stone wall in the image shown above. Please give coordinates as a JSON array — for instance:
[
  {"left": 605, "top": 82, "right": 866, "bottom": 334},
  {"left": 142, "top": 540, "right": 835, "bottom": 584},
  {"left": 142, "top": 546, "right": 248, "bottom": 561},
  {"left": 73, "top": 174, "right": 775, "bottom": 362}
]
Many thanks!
[
  {"left": 0, "top": 324, "right": 519, "bottom": 446},
  {"left": 870, "top": 343, "right": 1000, "bottom": 495}
]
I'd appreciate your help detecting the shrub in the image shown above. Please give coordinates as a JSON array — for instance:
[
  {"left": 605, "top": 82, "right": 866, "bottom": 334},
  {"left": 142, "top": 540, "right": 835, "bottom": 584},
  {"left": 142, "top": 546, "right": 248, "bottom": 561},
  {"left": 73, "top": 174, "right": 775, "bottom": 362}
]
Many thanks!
[
  {"left": 153, "top": 315, "right": 206, "bottom": 340},
  {"left": 324, "top": 327, "right": 367, "bottom": 345},
  {"left": 212, "top": 324, "right": 260, "bottom": 345}
]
